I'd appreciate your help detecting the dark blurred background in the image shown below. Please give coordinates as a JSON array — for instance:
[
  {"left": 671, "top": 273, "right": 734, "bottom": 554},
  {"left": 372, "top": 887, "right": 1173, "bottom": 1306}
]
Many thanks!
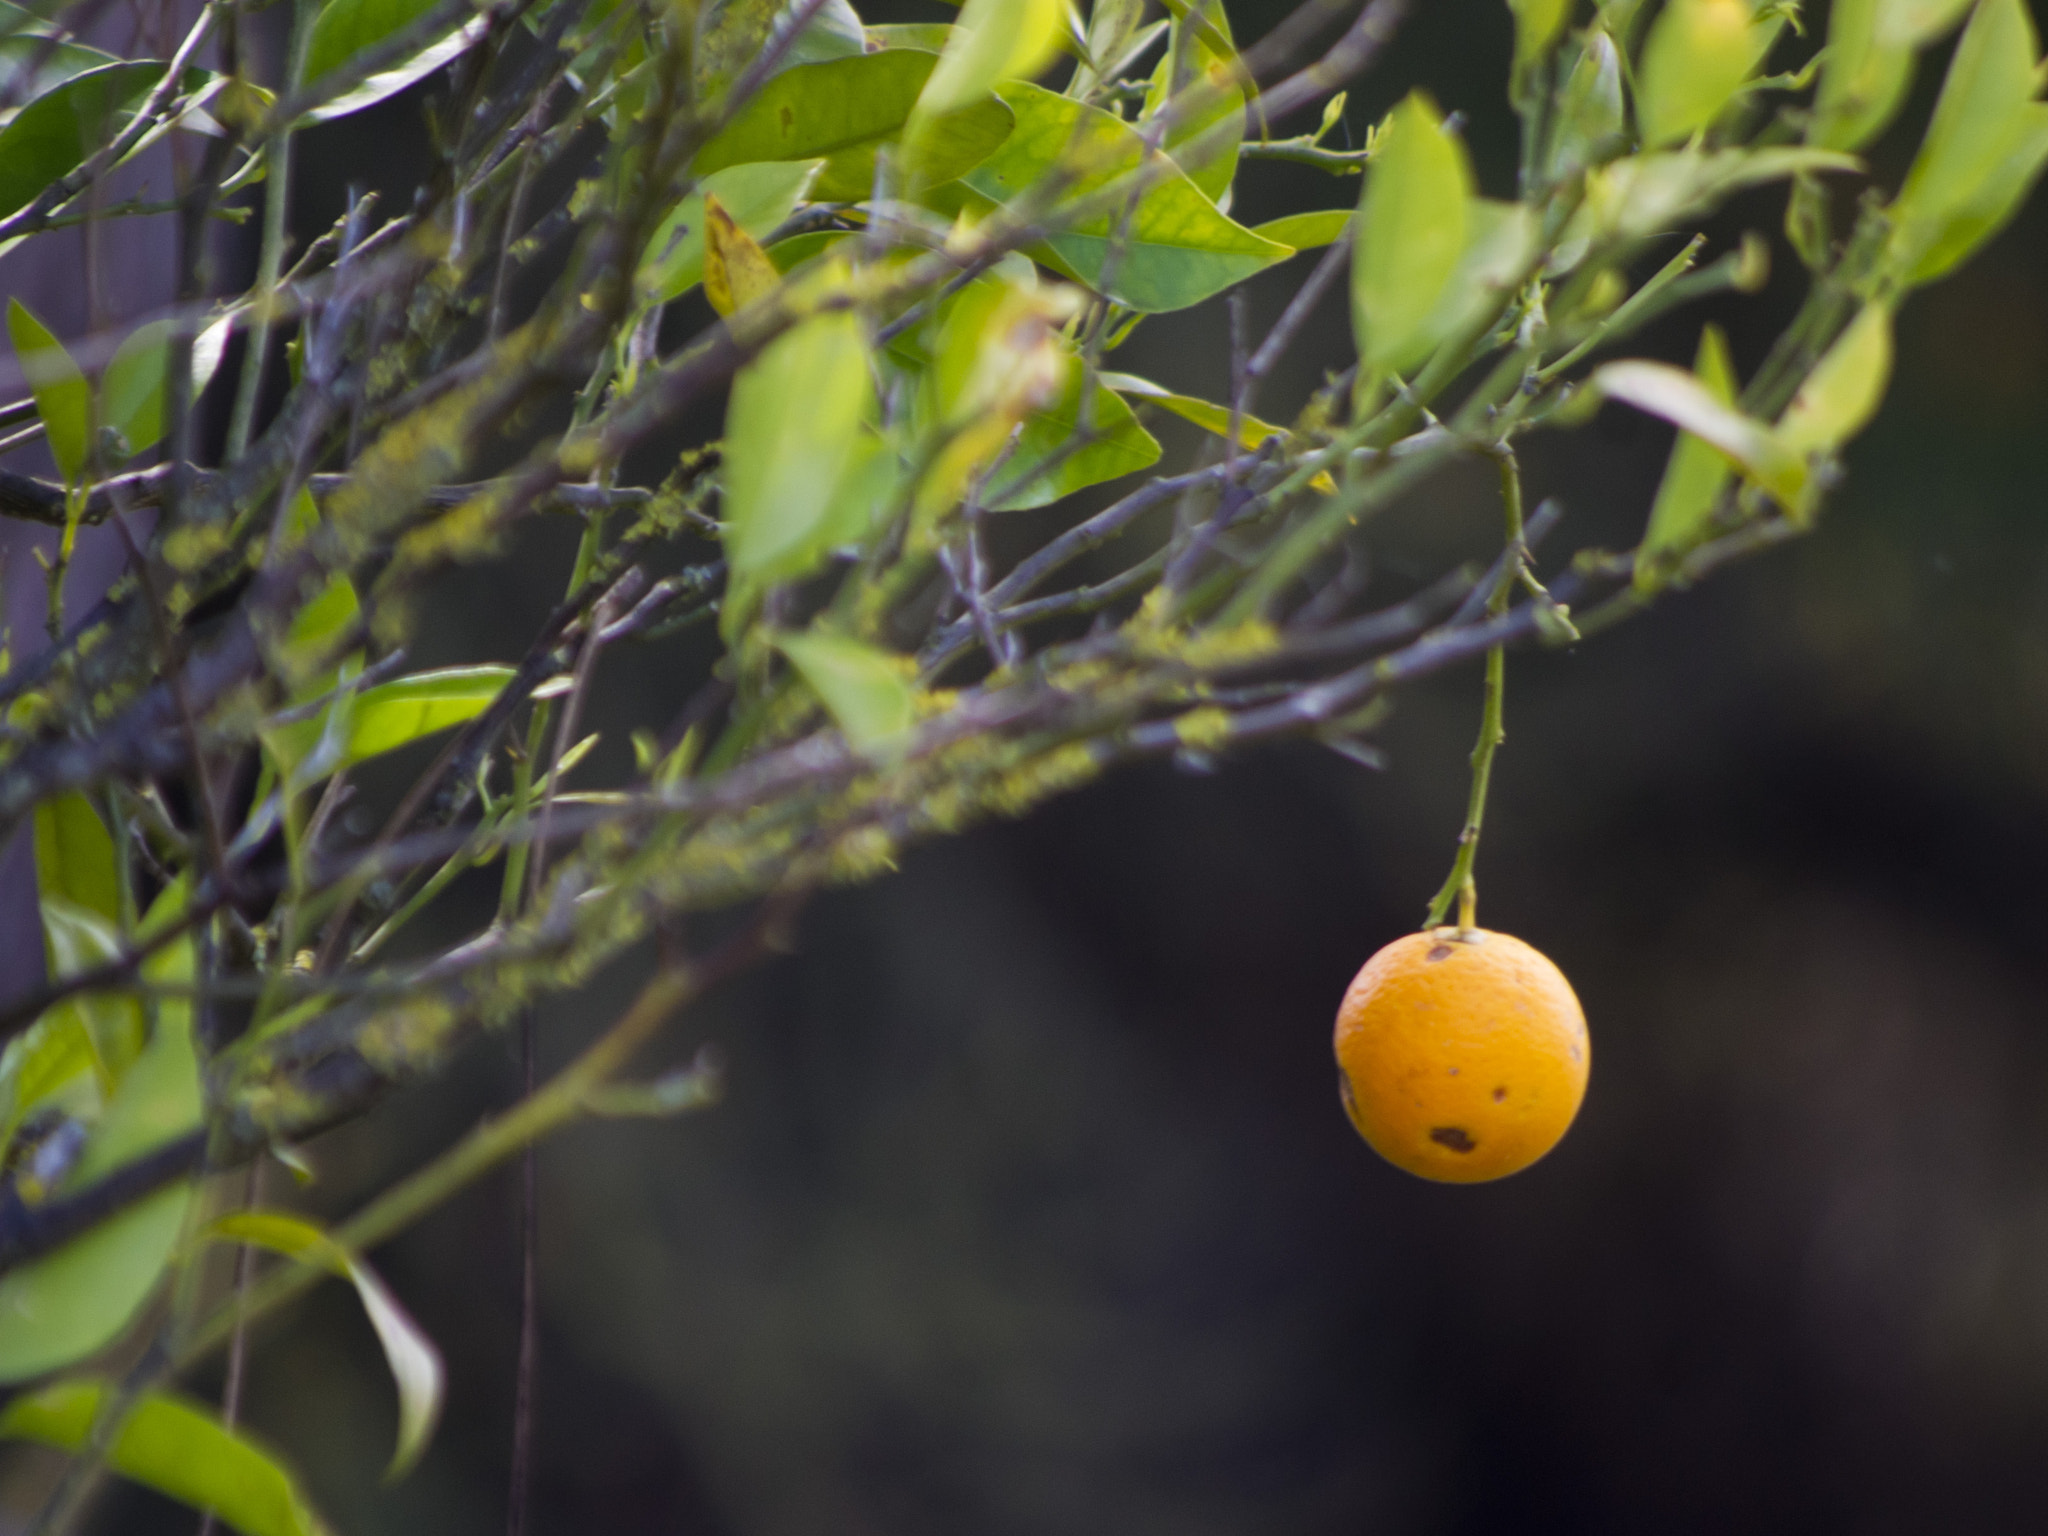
[{"left": 6, "top": 1, "right": 2048, "bottom": 1531}]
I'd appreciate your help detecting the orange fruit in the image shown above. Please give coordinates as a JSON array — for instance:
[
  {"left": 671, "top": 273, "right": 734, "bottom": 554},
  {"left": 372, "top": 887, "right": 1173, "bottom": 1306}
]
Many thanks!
[{"left": 1333, "top": 926, "right": 1589, "bottom": 1183}]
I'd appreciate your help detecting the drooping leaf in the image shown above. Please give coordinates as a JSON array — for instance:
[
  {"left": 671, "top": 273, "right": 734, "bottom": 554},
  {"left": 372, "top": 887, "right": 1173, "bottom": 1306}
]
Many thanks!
[
  {"left": 264, "top": 665, "right": 514, "bottom": 783},
  {"left": 33, "top": 791, "right": 119, "bottom": 928},
  {"left": 964, "top": 82, "right": 1292, "bottom": 313},
  {"left": 720, "top": 308, "right": 875, "bottom": 631},
  {"left": 209, "top": 1211, "right": 445, "bottom": 1480},
  {"left": 1636, "top": 324, "right": 1738, "bottom": 587},
  {"left": 1595, "top": 358, "right": 1806, "bottom": 506},
  {"left": 1635, "top": 0, "right": 1773, "bottom": 149},
  {"left": 693, "top": 51, "right": 1016, "bottom": 203},
  {"left": 0, "top": 61, "right": 165, "bottom": 224},
  {"left": 1777, "top": 304, "right": 1894, "bottom": 456},
  {"left": 7, "top": 297, "right": 90, "bottom": 483},
  {"left": 0, "top": 1379, "right": 334, "bottom": 1536},
  {"left": 1351, "top": 92, "right": 1471, "bottom": 378},
  {"left": 774, "top": 631, "right": 918, "bottom": 755},
  {"left": 640, "top": 161, "right": 820, "bottom": 305},
  {"left": 1888, "top": 0, "right": 2045, "bottom": 282}
]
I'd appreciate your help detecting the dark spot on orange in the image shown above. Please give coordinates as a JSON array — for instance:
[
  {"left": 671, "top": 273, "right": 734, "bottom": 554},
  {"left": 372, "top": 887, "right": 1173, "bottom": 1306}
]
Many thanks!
[
  {"left": 1429, "top": 1126, "right": 1476, "bottom": 1153},
  {"left": 1447, "top": 1066, "right": 1459, "bottom": 1076},
  {"left": 1492, "top": 1086, "right": 1507, "bottom": 1102},
  {"left": 1426, "top": 943, "right": 1455, "bottom": 961}
]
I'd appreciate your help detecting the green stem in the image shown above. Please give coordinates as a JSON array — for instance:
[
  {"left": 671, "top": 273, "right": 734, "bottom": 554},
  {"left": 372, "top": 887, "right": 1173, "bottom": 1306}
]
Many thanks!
[
  {"left": 224, "top": 0, "right": 316, "bottom": 463},
  {"left": 1421, "top": 451, "right": 1524, "bottom": 930}
]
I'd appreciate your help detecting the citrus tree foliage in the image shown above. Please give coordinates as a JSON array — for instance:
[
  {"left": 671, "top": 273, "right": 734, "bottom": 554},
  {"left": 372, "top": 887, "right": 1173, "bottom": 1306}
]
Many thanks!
[{"left": 0, "top": 0, "right": 2043, "bottom": 1525}]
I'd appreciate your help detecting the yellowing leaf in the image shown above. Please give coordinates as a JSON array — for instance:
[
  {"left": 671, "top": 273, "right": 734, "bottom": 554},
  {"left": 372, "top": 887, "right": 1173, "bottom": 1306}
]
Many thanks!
[
  {"left": 912, "top": 0, "right": 1063, "bottom": 128},
  {"left": 702, "top": 194, "right": 781, "bottom": 316}
]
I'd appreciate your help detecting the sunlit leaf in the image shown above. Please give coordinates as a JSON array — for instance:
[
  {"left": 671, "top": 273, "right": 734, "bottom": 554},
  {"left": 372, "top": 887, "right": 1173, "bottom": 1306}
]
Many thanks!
[
  {"left": 0, "top": 1379, "right": 334, "bottom": 1536},
  {"left": 640, "top": 161, "right": 820, "bottom": 305},
  {"left": 209, "top": 1211, "right": 445, "bottom": 1479},
  {"left": 1572, "top": 148, "right": 1861, "bottom": 246},
  {"left": 1635, "top": 324, "right": 1738, "bottom": 588},
  {"left": 7, "top": 297, "right": 89, "bottom": 483},
  {"left": 694, "top": 51, "right": 1016, "bottom": 202},
  {"left": 1544, "top": 28, "right": 1624, "bottom": 182},
  {"left": 99, "top": 314, "right": 234, "bottom": 457},
  {"left": 1351, "top": 92, "right": 1471, "bottom": 378},
  {"left": 775, "top": 631, "right": 918, "bottom": 755},
  {"left": 1507, "top": 0, "right": 1572, "bottom": 69},
  {"left": 964, "top": 82, "right": 1291, "bottom": 313}
]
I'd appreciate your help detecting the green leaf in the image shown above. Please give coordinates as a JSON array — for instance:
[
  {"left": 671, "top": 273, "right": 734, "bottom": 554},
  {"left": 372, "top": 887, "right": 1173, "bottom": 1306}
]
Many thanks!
[
  {"left": 1636, "top": 0, "right": 1773, "bottom": 149},
  {"left": 264, "top": 665, "right": 514, "bottom": 784},
  {"left": 1777, "top": 303, "right": 1894, "bottom": 455},
  {"left": 774, "top": 631, "right": 918, "bottom": 755},
  {"left": 641, "top": 161, "right": 821, "bottom": 304},
  {"left": 1810, "top": 0, "right": 1910, "bottom": 151},
  {"left": 1422, "top": 198, "right": 1538, "bottom": 353},
  {"left": 986, "top": 363, "right": 1161, "bottom": 510},
  {"left": 721, "top": 308, "right": 875, "bottom": 631},
  {"left": 1899, "top": 102, "right": 2048, "bottom": 285},
  {"left": 301, "top": 0, "right": 484, "bottom": 123},
  {"left": 1142, "top": 0, "right": 1244, "bottom": 204},
  {"left": 1635, "top": 324, "right": 1737, "bottom": 587},
  {"left": 1507, "top": 0, "right": 1572, "bottom": 68},
  {"left": 33, "top": 791, "right": 119, "bottom": 928},
  {"left": 0, "top": 1379, "right": 334, "bottom": 1536},
  {"left": 910, "top": 0, "right": 1062, "bottom": 127},
  {"left": 98, "top": 316, "right": 232, "bottom": 456},
  {"left": 1595, "top": 358, "right": 1806, "bottom": 507},
  {"left": 695, "top": 50, "right": 1016, "bottom": 203},
  {"left": 1889, "top": 0, "right": 2045, "bottom": 281},
  {"left": 1544, "top": 28, "right": 1625, "bottom": 182},
  {"left": 209, "top": 1211, "right": 444, "bottom": 1480},
  {"left": 1351, "top": 92, "right": 1471, "bottom": 378},
  {"left": 1573, "top": 147, "right": 1862, "bottom": 245},
  {"left": 0, "top": 4, "right": 118, "bottom": 102},
  {"left": 1252, "top": 209, "right": 1350, "bottom": 250},
  {"left": 39, "top": 897, "right": 144, "bottom": 1081},
  {"left": 694, "top": 0, "right": 865, "bottom": 105},
  {"left": 0, "top": 61, "right": 165, "bottom": 224},
  {"left": 7, "top": 297, "right": 89, "bottom": 483},
  {"left": 964, "top": 82, "right": 1292, "bottom": 313},
  {"left": 0, "top": 888, "right": 199, "bottom": 1384}
]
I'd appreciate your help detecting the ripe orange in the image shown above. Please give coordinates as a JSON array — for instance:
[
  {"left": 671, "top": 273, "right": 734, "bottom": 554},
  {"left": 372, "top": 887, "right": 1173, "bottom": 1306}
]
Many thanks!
[{"left": 1333, "top": 927, "right": 1589, "bottom": 1183}]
